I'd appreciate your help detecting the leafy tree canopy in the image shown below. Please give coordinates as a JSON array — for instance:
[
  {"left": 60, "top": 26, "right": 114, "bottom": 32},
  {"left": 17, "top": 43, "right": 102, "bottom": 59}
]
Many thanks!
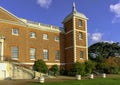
[{"left": 89, "top": 42, "right": 120, "bottom": 62}]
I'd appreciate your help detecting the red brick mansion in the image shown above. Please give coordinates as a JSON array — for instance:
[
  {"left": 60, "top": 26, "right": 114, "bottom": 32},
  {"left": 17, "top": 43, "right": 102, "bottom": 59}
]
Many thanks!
[{"left": 0, "top": 3, "right": 88, "bottom": 71}]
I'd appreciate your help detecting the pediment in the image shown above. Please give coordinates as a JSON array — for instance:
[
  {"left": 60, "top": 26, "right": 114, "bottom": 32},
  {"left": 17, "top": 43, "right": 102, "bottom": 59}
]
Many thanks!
[{"left": 0, "top": 6, "right": 26, "bottom": 25}]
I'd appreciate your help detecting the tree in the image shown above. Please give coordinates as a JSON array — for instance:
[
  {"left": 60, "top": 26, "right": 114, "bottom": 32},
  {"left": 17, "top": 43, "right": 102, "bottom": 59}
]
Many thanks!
[
  {"left": 104, "top": 57, "right": 120, "bottom": 74},
  {"left": 89, "top": 42, "right": 120, "bottom": 62},
  {"left": 50, "top": 64, "right": 59, "bottom": 76},
  {"left": 89, "top": 42, "right": 120, "bottom": 74},
  {"left": 33, "top": 59, "right": 48, "bottom": 74}
]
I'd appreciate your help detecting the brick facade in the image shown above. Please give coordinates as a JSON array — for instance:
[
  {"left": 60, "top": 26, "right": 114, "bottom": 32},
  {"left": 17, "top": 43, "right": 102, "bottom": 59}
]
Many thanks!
[{"left": 0, "top": 4, "right": 88, "bottom": 71}]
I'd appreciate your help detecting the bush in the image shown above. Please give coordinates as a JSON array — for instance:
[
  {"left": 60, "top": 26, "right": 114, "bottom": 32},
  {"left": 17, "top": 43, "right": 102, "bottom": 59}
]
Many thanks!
[
  {"left": 33, "top": 59, "right": 48, "bottom": 74},
  {"left": 72, "top": 62, "right": 85, "bottom": 76},
  {"left": 50, "top": 64, "right": 59, "bottom": 76},
  {"left": 60, "top": 67, "right": 67, "bottom": 75},
  {"left": 95, "top": 62, "right": 106, "bottom": 73},
  {"left": 85, "top": 60, "right": 95, "bottom": 74}
]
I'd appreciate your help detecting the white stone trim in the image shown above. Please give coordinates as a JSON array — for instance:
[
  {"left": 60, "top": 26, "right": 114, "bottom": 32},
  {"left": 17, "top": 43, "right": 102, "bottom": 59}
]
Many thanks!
[
  {"left": 75, "top": 29, "right": 86, "bottom": 33},
  {"left": 0, "top": 6, "right": 27, "bottom": 25},
  {"left": 0, "top": 19, "right": 63, "bottom": 34},
  {"left": 65, "top": 46, "right": 73, "bottom": 50},
  {"left": 13, "top": 62, "right": 66, "bottom": 66},
  {"left": 0, "top": 19, "right": 26, "bottom": 26},
  {"left": 1, "top": 42, "right": 4, "bottom": 61},
  {"left": 30, "top": 59, "right": 36, "bottom": 61},
  {"left": 0, "top": 38, "right": 4, "bottom": 61},
  {"left": 46, "top": 63, "right": 66, "bottom": 65},
  {"left": 73, "top": 16, "right": 76, "bottom": 63},
  {"left": 76, "top": 45, "right": 87, "bottom": 48},
  {"left": 12, "top": 58, "right": 18, "bottom": 60},
  {"left": 65, "top": 30, "right": 73, "bottom": 35},
  {"left": 85, "top": 20, "right": 88, "bottom": 60}
]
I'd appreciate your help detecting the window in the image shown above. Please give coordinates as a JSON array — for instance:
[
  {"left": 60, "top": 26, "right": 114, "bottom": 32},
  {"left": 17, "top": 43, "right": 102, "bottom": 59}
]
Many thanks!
[
  {"left": 43, "top": 49, "right": 48, "bottom": 60},
  {"left": 43, "top": 34, "right": 48, "bottom": 40},
  {"left": 30, "top": 32, "right": 36, "bottom": 38},
  {"left": 80, "top": 51, "right": 83, "bottom": 59},
  {"left": 11, "top": 46, "right": 18, "bottom": 59},
  {"left": 30, "top": 48, "right": 36, "bottom": 60},
  {"left": 79, "top": 32, "right": 83, "bottom": 40},
  {"left": 78, "top": 20, "right": 82, "bottom": 27},
  {"left": 54, "top": 36, "right": 59, "bottom": 41},
  {"left": 55, "top": 50, "right": 60, "bottom": 60},
  {"left": 12, "top": 29, "right": 19, "bottom": 35}
]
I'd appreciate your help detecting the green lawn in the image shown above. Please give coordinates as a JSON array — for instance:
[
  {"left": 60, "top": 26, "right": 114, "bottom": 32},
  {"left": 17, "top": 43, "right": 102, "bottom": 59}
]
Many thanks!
[{"left": 26, "top": 77, "right": 120, "bottom": 85}]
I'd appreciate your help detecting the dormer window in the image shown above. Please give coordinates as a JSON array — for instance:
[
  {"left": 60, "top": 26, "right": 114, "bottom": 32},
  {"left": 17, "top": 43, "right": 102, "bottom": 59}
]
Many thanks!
[{"left": 78, "top": 20, "right": 82, "bottom": 27}]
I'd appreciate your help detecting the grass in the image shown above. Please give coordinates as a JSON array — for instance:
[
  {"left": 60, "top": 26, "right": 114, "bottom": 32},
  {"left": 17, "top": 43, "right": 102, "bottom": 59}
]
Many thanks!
[{"left": 26, "top": 77, "right": 120, "bottom": 85}]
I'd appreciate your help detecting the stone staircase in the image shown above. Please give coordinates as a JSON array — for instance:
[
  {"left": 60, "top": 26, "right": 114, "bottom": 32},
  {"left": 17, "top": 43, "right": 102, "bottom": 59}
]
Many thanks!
[
  {"left": 11, "top": 63, "right": 35, "bottom": 79},
  {"left": 0, "top": 58, "right": 55, "bottom": 80}
]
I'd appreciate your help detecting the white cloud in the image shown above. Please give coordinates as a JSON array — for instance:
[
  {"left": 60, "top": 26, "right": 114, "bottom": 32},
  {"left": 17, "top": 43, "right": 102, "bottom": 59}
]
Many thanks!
[
  {"left": 91, "top": 32, "right": 103, "bottom": 42},
  {"left": 37, "top": 0, "right": 52, "bottom": 9},
  {"left": 103, "top": 40, "right": 114, "bottom": 44},
  {"left": 110, "top": 2, "right": 120, "bottom": 23}
]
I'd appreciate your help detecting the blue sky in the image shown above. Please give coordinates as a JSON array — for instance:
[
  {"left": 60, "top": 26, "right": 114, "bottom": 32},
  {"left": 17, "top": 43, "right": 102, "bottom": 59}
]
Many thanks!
[{"left": 0, "top": 0, "right": 120, "bottom": 46}]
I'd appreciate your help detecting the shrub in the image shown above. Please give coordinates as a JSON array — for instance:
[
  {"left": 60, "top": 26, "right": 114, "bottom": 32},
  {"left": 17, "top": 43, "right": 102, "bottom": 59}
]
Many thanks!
[
  {"left": 95, "top": 62, "right": 106, "bottom": 73},
  {"left": 60, "top": 67, "right": 67, "bottom": 75},
  {"left": 33, "top": 59, "right": 48, "bottom": 74},
  {"left": 85, "top": 60, "right": 95, "bottom": 74},
  {"left": 50, "top": 64, "right": 59, "bottom": 76},
  {"left": 72, "top": 62, "right": 85, "bottom": 76}
]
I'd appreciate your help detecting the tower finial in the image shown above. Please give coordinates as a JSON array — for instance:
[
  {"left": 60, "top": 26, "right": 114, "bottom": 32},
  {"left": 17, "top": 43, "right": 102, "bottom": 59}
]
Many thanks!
[{"left": 72, "top": 2, "right": 76, "bottom": 12}]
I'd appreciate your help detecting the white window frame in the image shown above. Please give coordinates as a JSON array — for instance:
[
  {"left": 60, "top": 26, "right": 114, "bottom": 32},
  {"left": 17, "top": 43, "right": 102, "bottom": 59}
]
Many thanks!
[
  {"left": 11, "top": 46, "right": 19, "bottom": 60},
  {"left": 55, "top": 50, "right": 60, "bottom": 61},
  {"left": 12, "top": 28, "right": 19, "bottom": 36},
  {"left": 54, "top": 36, "right": 59, "bottom": 41},
  {"left": 30, "top": 32, "right": 36, "bottom": 38},
  {"left": 43, "top": 49, "right": 49, "bottom": 61},
  {"left": 79, "top": 32, "right": 83, "bottom": 40},
  {"left": 78, "top": 20, "right": 82, "bottom": 27},
  {"left": 30, "top": 48, "right": 36, "bottom": 60},
  {"left": 80, "top": 51, "right": 83, "bottom": 59},
  {"left": 43, "top": 34, "right": 48, "bottom": 40}
]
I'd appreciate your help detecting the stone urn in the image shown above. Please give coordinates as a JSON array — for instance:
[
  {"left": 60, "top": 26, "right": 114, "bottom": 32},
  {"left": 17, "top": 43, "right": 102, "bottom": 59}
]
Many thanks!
[
  {"left": 89, "top": 74, "right": 94, "bottom": 79},
  {"left": 76, "top": 75, "right": 81, "bottom": 80},
  {"left": 102, "top": 73, "right": 106, "bottom": 78},
  {"left": 38, "top": 76, "right": 45, "bottom": 83}
]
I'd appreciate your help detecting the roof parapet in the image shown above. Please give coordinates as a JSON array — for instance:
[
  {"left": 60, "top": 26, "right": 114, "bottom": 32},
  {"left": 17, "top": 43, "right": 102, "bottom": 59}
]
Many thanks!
[{"left": 20, "top": 18, "right": 63, "bottom": 32}]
